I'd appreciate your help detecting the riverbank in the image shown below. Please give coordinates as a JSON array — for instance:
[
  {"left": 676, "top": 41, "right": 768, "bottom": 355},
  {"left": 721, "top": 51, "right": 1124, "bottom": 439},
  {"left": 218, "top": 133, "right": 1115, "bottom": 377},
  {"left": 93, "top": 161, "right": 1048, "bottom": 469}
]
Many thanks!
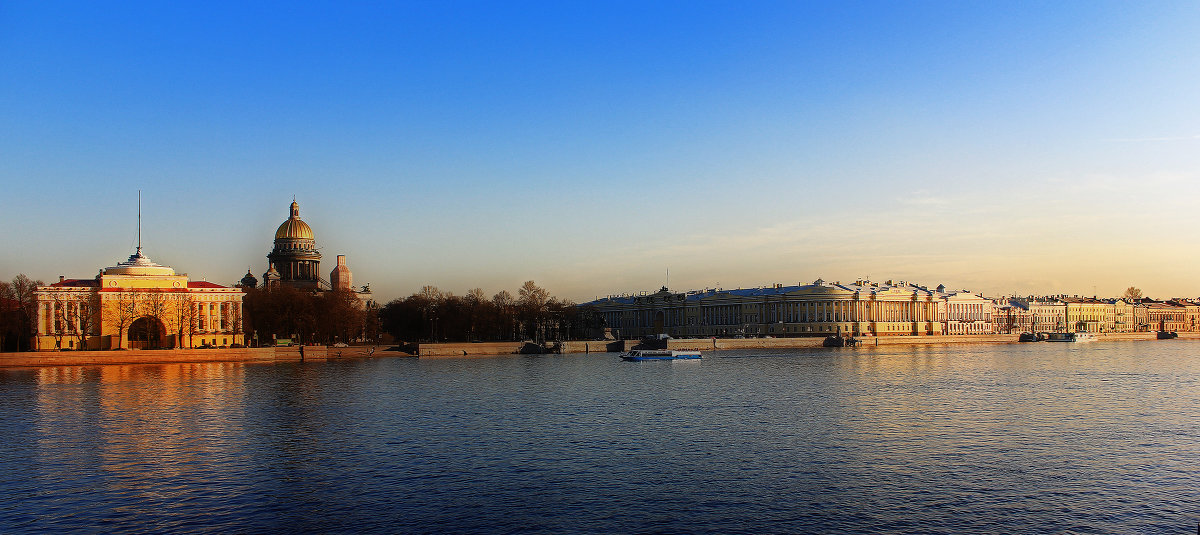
[
  {"left": 2, "top": 332, "right": 1192, "bottom": 366},
  {"left": 414, "top": 331, "right": 1194, "bottom": 358},
  {"left": 0, "top": 345, "right": 413, "bottom": 368}
]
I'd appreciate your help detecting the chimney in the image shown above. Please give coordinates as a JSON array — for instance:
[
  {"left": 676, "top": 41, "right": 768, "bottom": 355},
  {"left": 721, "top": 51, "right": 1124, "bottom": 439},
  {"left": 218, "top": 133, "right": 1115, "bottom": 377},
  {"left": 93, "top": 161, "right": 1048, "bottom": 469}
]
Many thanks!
[{"left": 59, "top": 275, "right": 64, "bottom": 283}]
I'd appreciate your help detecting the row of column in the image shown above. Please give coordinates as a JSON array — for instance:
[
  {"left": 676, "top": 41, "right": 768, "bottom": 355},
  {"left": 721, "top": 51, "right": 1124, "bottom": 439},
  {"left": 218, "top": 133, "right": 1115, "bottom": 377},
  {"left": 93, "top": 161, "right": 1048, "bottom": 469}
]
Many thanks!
[
  {"left": 38, "top": 302, "right": 86, "bottom": 335},
  {"left": 681, "top": 299, "right": 948, "bottom": 327},
  {"left": 36, "top": 299, "right": 241, "bottom": 334},
  {"left": 284, "top": 260, "right": 319, "bottom": 281},
  {"left": 196, "top": 302, "right": 240, "bottom": 332}
]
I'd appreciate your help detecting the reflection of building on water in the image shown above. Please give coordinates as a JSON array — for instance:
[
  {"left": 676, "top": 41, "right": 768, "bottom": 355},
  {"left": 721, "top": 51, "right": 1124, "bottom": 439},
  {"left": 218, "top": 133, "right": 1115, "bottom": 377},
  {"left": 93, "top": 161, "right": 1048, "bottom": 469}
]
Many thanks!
[
  {"left": 33, "top": 362, "right": 250, "bottom": 491},
  {"left": 34, "top": 248, "right": 245, "bottom": 350}
]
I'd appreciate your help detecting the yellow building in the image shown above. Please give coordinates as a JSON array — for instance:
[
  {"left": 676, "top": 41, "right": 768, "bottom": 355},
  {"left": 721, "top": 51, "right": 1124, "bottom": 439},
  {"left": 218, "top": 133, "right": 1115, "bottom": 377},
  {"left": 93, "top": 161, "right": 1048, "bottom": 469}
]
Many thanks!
[
  {"left": 1167, "top": 299, "right": 1200, "bottom": 332},
  {"left": 34, "top": 249, "right": 245, "bottom": 350},
  {"left": 1062, "top": 296, "right": 1111, "bottom": 332}
]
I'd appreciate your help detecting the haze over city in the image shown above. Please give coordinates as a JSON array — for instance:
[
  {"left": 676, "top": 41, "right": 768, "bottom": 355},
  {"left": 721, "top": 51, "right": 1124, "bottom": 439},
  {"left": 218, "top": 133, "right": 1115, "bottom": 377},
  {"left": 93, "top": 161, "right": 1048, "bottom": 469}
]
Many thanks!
[{"left": 3, "top": 2, "right": 1200, "bottom": 303}]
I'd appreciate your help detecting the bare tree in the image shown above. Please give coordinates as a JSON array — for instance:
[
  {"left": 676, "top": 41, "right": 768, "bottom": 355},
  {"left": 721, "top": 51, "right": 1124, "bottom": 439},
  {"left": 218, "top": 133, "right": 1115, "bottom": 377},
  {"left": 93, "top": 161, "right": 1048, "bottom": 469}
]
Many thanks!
[
  {"left": 48, "top": 292, "right": 71, "bottom": 350},
  {"left": 492, "top": 290, "right": 516, "bottom": 341},
  {"left": 518, "top": 281, "right": 549, "bottom": 342},
  {"left": 140, "top": 289, "right": 170, "bottom": 348},
  {"left": 466, "top": 287, "right": 486, "bottom": 341},
  {"left": 362, "top": 299, "right": 381, "bottom": 344},
  {"left": 10, "top": 275, "right": 43, "bottom": 351},
  {"left": 320, "top": 289, "right": 365, "bottom": 345},
  {"left": 105, "top": 291, "right": 140, "bottom": 349},
  {"left": 71, "top": 288, "right": 101, "bottom": 350},
  {"left": 0, "top": 280, "right": 12, "bottom": 351},
  {"left": 229, "top": 301, "right": 243, "bottom": 344},
  {"left": 142, "top": 289, "right": 169, "bottom": 322},
  {"left": 1123, "top": 287, "right": 1143, "bottom": 301},
  {"left": 173, "top": 292, "right": 197, "bottom": 348}
]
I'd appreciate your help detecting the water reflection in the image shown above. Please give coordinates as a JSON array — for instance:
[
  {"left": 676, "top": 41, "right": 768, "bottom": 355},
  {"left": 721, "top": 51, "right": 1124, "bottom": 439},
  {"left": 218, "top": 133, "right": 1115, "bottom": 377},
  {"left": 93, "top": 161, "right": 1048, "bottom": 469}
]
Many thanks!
[{"left": 2, "top": 344, "right": 1199, "bottom": 533}]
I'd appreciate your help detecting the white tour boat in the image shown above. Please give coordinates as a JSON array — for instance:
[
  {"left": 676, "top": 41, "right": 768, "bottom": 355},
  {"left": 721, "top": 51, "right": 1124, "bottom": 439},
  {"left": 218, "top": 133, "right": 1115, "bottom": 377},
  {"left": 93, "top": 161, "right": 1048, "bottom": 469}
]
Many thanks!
[
  {"left": 620, "top": 349, "right": 702, "bottom": 361},
  {"left": 1044, "top": 332, "right": 1098, "bottom": 343}
]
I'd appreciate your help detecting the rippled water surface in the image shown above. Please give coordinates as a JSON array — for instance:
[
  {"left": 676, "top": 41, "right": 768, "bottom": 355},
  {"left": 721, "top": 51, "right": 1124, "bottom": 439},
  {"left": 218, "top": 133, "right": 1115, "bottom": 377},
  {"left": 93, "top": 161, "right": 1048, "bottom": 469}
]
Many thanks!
[{"left": 2, "top": 341, "right": 1200, "bottom": 533}]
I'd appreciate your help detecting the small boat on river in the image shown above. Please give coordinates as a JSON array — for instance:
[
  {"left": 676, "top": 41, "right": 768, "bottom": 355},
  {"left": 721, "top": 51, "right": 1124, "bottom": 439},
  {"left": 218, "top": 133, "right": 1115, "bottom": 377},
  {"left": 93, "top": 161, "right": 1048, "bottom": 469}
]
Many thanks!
[
  {"left": 1044, "top": 332, "right": 1097, "bottom": 343},
  {"left": 1018, "top": 332, "right": 1042, "bottom": 342},
  {"left": 620, "top": 349, "right": 702, "bottom": 361},
  {"left": 1157, "top": 331, "right": 1178, "bottom": 340}
]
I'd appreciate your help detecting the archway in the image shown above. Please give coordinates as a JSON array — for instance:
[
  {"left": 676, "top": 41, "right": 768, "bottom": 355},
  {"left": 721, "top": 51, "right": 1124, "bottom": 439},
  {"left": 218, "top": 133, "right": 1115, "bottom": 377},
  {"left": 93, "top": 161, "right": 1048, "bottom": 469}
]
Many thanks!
[{"left": 128, "top": 316, "right": 165, "bottom": 350}]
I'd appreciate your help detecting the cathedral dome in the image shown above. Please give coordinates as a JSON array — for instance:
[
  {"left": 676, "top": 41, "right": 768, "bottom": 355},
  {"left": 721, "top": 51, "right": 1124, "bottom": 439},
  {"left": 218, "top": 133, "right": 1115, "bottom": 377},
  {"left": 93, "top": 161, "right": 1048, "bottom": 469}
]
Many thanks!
[{"left": 275, "top": 201, "right": 315, "bottom": 240}]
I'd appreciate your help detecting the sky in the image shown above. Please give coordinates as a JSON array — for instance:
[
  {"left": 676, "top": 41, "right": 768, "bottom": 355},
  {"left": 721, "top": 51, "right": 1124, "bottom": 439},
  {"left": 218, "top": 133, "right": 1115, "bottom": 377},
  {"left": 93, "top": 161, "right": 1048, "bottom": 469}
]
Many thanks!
[{"left": 3, "top": 1, "right": 1200, "bottom": 303}]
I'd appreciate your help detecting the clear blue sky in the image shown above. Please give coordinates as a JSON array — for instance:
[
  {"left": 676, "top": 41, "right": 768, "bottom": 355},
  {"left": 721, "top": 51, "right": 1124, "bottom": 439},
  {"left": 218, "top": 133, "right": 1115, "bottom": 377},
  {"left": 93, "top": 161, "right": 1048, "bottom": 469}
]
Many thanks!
[{"left": 3, "top": 1, "right": 1200, "bottom": 302}]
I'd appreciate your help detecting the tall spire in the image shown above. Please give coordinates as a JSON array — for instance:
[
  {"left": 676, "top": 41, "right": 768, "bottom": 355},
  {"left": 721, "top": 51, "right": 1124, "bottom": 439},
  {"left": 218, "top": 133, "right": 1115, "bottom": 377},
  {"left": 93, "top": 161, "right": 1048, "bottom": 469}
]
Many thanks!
[{"left": 136, "top": 189, "right": 143, "bottom": 257}]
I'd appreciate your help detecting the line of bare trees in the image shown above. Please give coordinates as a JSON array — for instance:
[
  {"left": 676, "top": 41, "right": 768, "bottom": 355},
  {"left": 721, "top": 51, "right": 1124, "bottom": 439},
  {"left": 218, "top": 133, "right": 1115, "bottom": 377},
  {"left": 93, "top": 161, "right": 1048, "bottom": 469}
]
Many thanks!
[
  {"left": 0, "top": 274, "right": 43, "bottom": 352},
  {"left": 41, "top": 287, "right": 223, "bottom": 350},
  {"left": 378, "top": 281, "right": 603, "bottom": 343},
  {"left": 241, "top": 285, "right": 379, "bottom": 346}
]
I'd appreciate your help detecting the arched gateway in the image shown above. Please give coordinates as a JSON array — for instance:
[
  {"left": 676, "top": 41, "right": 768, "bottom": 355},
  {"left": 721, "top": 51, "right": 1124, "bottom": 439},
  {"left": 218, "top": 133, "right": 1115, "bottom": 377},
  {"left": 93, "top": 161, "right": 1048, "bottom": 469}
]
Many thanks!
[{"left": 128, "top": 316, "right": 165, "bottom": 349}]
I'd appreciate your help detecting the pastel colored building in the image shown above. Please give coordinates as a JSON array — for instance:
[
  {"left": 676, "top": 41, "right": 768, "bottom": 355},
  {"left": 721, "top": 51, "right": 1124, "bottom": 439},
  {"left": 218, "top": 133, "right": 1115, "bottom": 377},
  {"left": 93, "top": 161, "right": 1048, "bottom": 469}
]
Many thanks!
[
  {"left": 1062, "top": 296, "right": 1111, "bottom": 333},
  {"left": 34, "top": 249, "right": 245, "bottom": 350},
  {"left": 1026, "top": 298, "right": 1068, "bottom": 333},
  {"left": 585, "top": 279, "right": 993, "bottom": 339},
  {"left": 1143, "top": 300, "right": 1186, "bottom": 332}
]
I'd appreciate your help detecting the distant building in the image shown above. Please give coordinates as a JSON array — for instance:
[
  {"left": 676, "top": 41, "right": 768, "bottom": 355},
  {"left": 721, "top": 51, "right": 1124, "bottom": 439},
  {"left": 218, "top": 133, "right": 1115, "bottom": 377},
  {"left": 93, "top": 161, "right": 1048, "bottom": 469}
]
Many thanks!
[
  {"left": 944, "top": 290, "right": 993, "bottom": 335},
  {"left": 331, "top": 255, "right": 352, "bottom": 292},
  {"left": 1062, "top": 296, "right": 1110, "bottom": 333},
  {"left": 252, "top": 199, "right": 374, "bottom": 307},
  {"left": 1143, "top": 299, "right": 1186, "bottom": 332},
  {"left": 267, "top": 200, "right": 322, "bottom": 289},
  {"left": 583, "top": 279, "right": 992, "bottom": 339},
  {"left": 1026, "top": 297, "right": 1068, "bottom": 333},
  {"left": 34, "top": 249, "right": 244, "bottom": 350}
]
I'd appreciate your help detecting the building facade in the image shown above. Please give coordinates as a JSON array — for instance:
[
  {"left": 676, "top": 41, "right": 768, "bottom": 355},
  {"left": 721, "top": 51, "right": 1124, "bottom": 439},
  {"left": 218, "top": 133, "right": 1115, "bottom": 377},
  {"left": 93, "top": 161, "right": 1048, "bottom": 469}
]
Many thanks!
[
  {"left": 266, "top": 200, "right": 322, "bottom": 289},
  {"left": 255, "top": 200, "right": 373, "bottom": 305},
  {"left": 34, "top": 249, "right": 245, "bottom": 350},
  {"left": 586, "top": 279, "right": 995, "bottom": 340}
]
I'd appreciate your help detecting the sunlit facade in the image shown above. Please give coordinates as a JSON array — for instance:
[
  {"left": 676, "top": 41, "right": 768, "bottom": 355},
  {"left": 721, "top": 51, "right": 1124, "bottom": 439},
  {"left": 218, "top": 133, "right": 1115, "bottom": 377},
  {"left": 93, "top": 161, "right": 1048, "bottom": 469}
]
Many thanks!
[
  {"left": 33, "top": 250, "right": 245, "bottom": 350},
  {"left": 586, "top": 279, "right": 994, "bottom": 339}
]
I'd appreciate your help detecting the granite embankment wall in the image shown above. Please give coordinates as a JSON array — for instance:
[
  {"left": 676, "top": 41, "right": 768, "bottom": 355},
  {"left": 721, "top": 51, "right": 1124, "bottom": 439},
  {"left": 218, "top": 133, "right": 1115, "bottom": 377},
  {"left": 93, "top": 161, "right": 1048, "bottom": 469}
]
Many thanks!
[
  {"left": 0, "top": 345, "right": 407, "bottom": 368},
  {"left": 416, "top": 331, "right": 1187, "bottom": 357},
  {"left": 417, "top": 340, "right": 632, "bottom": 358},
  {"left": 3, "top": 332, "right": 1188, "bottom": 365}
]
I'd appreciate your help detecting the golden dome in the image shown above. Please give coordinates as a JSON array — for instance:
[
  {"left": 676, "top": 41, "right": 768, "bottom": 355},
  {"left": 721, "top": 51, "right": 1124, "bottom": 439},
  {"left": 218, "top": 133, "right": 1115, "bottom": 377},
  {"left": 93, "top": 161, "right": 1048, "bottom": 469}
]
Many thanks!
[{"left": 275, "top": 201, "right": 315, "bottom": 240}]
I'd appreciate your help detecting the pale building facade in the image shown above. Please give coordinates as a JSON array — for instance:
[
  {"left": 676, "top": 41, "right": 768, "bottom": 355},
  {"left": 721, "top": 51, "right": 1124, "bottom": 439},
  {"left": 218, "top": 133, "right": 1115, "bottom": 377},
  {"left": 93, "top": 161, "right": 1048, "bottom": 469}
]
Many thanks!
[
  {"left": 589, "top": 281, "right": 1200, "bottom": 339},
  {"left": 34, "top": 250, "right": 245, "bottom": 350},
  {"left": 1144, "top": 300, "right": 1186, "bottom": 332},
  {"left": 1112, "top": 299, "right": 1137, "bottom": 333},
  {"left": 587, "top": 279, "right": 993, "bottom": 339},
  {"left": 1026, "top": 299, "right": 1068, "bottom": 333},
  {"left": 944, "top": 291, "right": 994, "bottom": 335}
]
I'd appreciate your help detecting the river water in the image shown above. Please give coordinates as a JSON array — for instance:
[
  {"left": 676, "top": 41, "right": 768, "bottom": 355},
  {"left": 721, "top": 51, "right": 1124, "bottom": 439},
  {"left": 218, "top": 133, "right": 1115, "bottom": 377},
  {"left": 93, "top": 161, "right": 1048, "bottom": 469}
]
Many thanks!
[{"left": 1, "top": 341, "right": 1198, "bottom": 534}]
